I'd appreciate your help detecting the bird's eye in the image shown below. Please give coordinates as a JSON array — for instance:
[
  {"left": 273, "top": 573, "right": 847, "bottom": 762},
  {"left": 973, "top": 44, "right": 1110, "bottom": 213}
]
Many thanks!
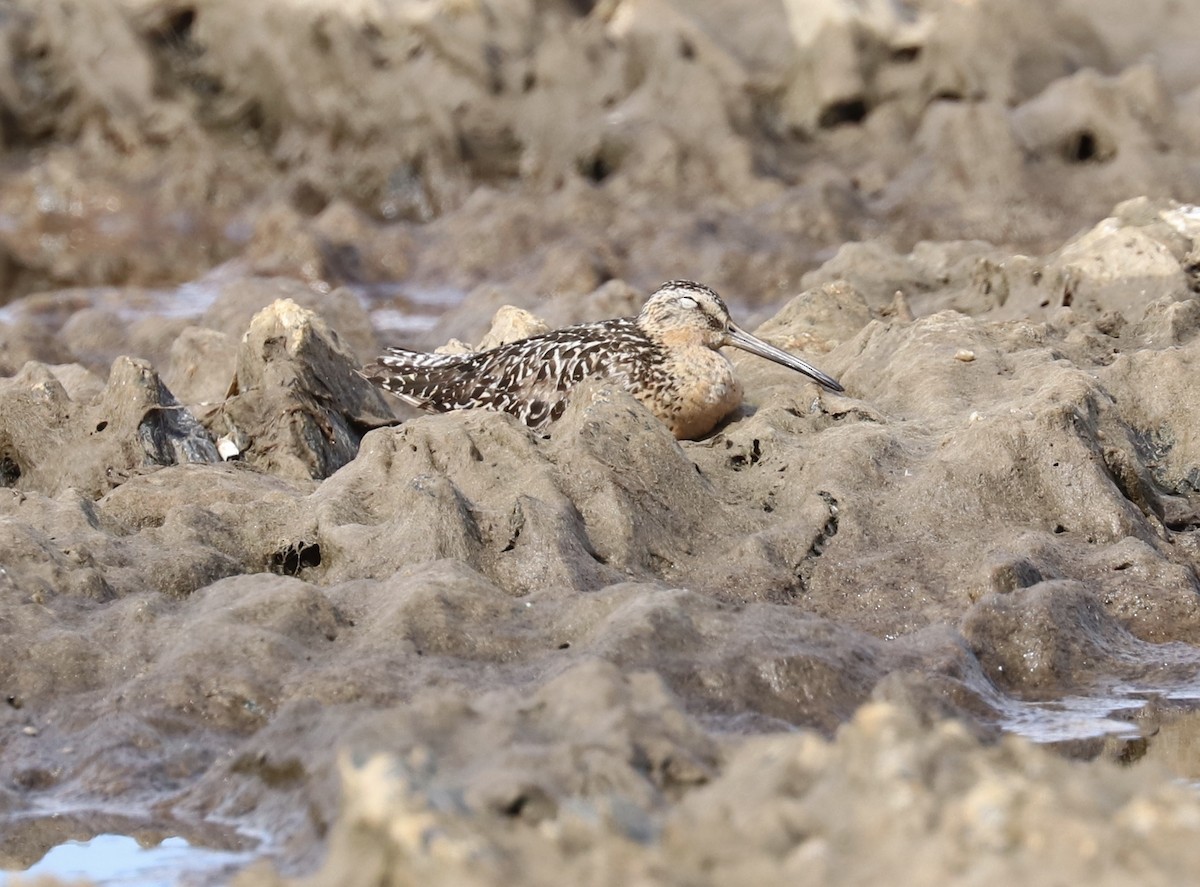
[{"left": 678, "top": 296, "right": 699, "bottom": 310}]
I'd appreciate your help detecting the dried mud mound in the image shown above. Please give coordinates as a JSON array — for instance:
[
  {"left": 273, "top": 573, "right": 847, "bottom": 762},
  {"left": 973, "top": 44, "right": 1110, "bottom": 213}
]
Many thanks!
[
  {"left": 249, "top": 701, "right": 1200, "bottom": 887},
  {"left": 2, "top": 202, "right": 1200, "bottom": 882}
]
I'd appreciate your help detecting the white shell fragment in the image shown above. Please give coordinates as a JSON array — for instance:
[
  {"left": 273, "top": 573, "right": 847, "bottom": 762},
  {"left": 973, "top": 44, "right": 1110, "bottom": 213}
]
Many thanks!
[{"left": 217, "top": 435, "right": 242, "bottom": 461}]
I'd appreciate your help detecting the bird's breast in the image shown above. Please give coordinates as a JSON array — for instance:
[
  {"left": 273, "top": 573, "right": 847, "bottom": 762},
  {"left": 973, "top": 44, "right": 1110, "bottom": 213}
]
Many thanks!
[{"left": 643, "top": 347, "right": 743, "bottom": 440}]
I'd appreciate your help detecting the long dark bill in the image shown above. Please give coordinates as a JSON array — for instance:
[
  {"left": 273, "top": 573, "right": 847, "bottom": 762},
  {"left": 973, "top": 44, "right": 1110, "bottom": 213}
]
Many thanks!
[{"left": 725, "top": 324, "right": 845, "bottom": 393}]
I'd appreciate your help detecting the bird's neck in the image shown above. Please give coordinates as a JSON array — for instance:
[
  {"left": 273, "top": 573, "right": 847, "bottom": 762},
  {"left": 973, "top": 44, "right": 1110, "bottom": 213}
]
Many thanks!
[{"left": 652, "top": 326, "right": 710, "bottom": 349}]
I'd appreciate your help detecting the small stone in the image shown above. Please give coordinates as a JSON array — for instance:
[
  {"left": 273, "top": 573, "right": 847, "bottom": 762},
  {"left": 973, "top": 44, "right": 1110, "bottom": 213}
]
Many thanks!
[
  {"left": 22, "top": 725, "right": 37, "bottom": 736},
  {"left": 955, "top": 349, "right": 976, "bottom": 362}
]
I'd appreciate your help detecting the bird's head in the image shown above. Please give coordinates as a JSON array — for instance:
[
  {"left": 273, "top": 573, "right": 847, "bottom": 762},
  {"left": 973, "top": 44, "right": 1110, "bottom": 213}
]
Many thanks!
[
  {"left": 637, "top": 279, "right": 844, "bottom": 392},
  {"left": 636, "top": 280, "right": 733, "bottom": 349}
]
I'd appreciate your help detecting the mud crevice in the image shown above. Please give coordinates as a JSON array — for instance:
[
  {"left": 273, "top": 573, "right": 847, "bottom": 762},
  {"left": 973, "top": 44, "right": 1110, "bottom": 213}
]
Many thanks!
[{"left": 793, "top": 491, "right": 841, "bottom": 595}]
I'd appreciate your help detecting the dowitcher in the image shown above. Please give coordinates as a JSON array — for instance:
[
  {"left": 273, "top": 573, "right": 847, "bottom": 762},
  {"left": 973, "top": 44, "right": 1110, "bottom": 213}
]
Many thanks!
[{"left": 362, "top": 280, "right": 843, "bottom": 440}]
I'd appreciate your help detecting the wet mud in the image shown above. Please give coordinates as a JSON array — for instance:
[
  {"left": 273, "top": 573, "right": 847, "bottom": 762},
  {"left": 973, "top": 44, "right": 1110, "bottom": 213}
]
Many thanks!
[{"left": 3, "top": 0, "right": 1200, "bottom": 884}]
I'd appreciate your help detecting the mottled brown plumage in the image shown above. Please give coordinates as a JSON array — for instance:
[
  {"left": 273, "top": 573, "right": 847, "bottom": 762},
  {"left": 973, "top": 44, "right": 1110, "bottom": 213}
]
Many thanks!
[{"left": 362, "top": 280, "right": 843, "bottom": 440}]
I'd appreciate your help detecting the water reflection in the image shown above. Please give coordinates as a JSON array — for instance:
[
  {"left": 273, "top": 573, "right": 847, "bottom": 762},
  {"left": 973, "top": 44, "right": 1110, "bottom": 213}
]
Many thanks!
[
  {"left": 0, "top": 832, "right": 257, "bottom": 887},
  {"left": 995, "top": 677, "right": 1200, "bottom": 746},
  {"left": 997, "top": 693, "right": 1145, "bottom": 743}
]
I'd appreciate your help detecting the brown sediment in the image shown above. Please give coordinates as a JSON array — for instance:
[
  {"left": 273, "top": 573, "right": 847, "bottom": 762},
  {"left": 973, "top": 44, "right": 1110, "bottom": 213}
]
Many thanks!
[{"left": 3, "top": 1, "right": 1200, "bottom": 884}]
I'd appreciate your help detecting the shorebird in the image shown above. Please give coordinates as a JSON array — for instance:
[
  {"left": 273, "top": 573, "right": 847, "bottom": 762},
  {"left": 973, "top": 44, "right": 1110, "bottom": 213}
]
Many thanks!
[{"left": 362, "top": 280, "right": 843, "bottom": 440}]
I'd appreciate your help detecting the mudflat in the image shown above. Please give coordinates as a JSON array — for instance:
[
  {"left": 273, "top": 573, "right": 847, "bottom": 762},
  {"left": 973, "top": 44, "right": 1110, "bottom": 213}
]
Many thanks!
[{"left": 2, "top": 2, "right": 1200, "bottom": 884}]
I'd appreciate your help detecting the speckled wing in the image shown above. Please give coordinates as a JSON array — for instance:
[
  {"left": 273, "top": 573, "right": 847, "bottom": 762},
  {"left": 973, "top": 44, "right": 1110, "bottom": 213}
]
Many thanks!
[
  {"left": 361, "top": 347, "right": 473, "bottom": 412},
  {"left": 362, "top": 319, "right": 666, "bottom": 430}
]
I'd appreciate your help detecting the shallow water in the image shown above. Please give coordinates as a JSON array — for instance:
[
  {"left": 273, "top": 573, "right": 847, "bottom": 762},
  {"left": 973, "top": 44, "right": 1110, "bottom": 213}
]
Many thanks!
[
  {"left": 351, "top": 281, "right": 467, "bottom": 339},
  {"left": 998, "top": 693, "right": 1145, "bottom": 743},
  {"left": 996, "top": 674, "right": 1200, "bottom": 744},
  {"left": 0, "top": 833, "right": 258, "bottom": 887}
]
